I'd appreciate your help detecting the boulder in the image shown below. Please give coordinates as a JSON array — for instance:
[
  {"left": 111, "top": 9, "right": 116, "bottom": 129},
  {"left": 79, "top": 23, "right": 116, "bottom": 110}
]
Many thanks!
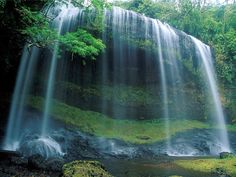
[
  {"left": 0, "top": 150, "right": 20, "bottom": 160},
  {"left": 212, "top": 167, "right": 231, "bottom": 177},
  {"left": 28, "top": 154, "right": 64, "bottom": 172},
  {"left": 28, "top": 154, "right": 47, "bottom": 170},
  {"left": 62, "top": 160, "right": 113, "bottom": 177},
  {"left": 45, "top": 157, "right": 64, "bottom": 172},
  {"left": 10, "top": 156, "right": 28, "bottom": 166},
  {"left": 219, "top": 152, "right": 235, "bottom": 159}
]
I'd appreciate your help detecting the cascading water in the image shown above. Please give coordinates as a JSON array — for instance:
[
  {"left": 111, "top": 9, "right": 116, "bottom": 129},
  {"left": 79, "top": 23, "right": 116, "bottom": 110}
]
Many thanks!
[
  {"left": 41, "top": 2, "right": 79, "bottom": 136},
  {"left": 102, "top": 6, "right": 231, "bottom": 155},
  {"left": 154, "top": 22, "right": 188, "bottom": 155},
  {"left": 2, "top": 3, "right": 231, "bottom": 158},
  {"left": 4, "top": 47, "right": 40, "bottom": 150},
  {"left": 191, "top": 36, "right": 231, "bottom": 152},
  {"left": 153, "top": 20, "right": 171, "bottom": 152},
  {"left": 3, "top": 1, "right": 79, "bottom": 157}
]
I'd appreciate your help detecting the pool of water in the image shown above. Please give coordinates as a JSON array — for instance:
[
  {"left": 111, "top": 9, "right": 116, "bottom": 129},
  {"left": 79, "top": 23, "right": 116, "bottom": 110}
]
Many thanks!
[{"left": 102, "top": 157, "right": 215, "bottom": 177}]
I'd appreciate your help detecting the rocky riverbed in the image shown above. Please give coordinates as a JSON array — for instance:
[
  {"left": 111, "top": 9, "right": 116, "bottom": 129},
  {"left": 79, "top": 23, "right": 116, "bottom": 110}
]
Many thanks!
[
  {"left": 0, "top": 109, "right": 236, "bottom": 177},
  {"left": 0, "top": 150, "right": 233, "bottom": 177}
]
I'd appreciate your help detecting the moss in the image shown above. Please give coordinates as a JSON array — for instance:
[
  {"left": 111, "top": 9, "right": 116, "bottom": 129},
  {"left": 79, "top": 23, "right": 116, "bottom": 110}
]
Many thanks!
[
  {"left": 174, "top": 157, "right": 236, "bottom": 176},
  {"left": 62, "top": 160, "right": 113, "bottom": 177},
  {"left": 56, "top": 81, "right": 157, "bottom": 106},
  {"left": 226, "top": 124, "right": 236, "bottom": 131},
  {"left": 54, "top": 81, "right": 210, "bottom": 120},
  {"left": 28, "top": 96, "right": 211, "bottom": 144},
  {"left": 221, "top": 87, "right": 236, "bottom": 123},
  {"left": 220, "top": 152, "right": 235, "bottom": 159}
]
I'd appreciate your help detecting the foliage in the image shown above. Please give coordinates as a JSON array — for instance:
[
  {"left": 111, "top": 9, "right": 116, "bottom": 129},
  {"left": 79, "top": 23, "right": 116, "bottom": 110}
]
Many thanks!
[
  {"left": 19, "top": 7, "right": 58, "bottom": 48},
  {"left": 60, "top": 29, "right": 105, "bottom": 60},
  {"left": 0, "top": 0, "right": 5, "bottom": 11},
  {"left": 71, "top": 0, "right": 110, "bottom": 34},
  {"left": 19, "top": 3, "right": 106, "bottom": 60},
  {"left": 0, "top": 0, "right": 108, "bottom": 61},
  {"left": 63, "top": 160, "right": 113, "bottom": 177},
  {"left": 56, "top": 81, "right": 156, "bottom": 106},
  {"left": 28, "top": 96, "right": 210, "bottom": 144},
  {"left": 122, "top": 36, "right": 158, "bottom": 51}
]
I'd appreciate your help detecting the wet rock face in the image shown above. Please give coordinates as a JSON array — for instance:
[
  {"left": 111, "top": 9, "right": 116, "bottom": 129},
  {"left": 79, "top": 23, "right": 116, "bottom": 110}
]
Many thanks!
[
  {"left": 28, "top": 154, "right": 64, "bottom": 172},
  {"left": 19, "top": 135, "right": 64, "bottom": 159},
  {"left": 0, "top": 151, "right": 61, "bottom": 177},
  {"left": 11, "top": 156, "right": 28, "bottom": 166},
  {"left": 166, "top": 129, "right": 230, "bottom": 156},
  {"left": 62, "top": 129, "right": 234, "bottom": 160},
  {"left": 28, "top": 154, "right": 45, "bottom": 169},
  {"left": 62, "top": 160, "right": 113, "bottom": 177},
  {"left": 0, "top": 150, "right": 21, "bottom": 160},
  {"left": 13, "top": 127, "right": 236, "bottom": 161}
]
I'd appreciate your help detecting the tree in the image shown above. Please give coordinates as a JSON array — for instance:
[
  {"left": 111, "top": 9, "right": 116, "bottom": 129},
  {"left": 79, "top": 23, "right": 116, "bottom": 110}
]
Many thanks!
[{"left": 16, "top": 0, "right": 108, "bottom": 61}]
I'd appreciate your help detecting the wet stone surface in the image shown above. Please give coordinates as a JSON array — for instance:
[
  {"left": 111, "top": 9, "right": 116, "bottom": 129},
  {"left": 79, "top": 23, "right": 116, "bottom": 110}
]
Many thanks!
[
  {"left": 0, "top": 122, "right": 236, "bottom": 177},
  {"left": 6, "top": 126, "right": 236, "bottom": 162},
  {"left": 0, "top": 154, "right": 61, "bottom": 177}
]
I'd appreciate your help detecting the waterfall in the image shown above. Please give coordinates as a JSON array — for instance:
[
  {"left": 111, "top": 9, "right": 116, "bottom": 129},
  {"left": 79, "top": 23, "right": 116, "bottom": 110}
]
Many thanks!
[
  {"left": 191, "top": 36, "right": 231, "bottom": 152},
  {"left": 152, "top": 20, "right": 170, "bottom": 152},
  {"left": 102, "top": 6, "right": 230, "bottom": 155},
  {"left": 4, "top": 46, "right": 40, "bottom": 150},
  {"left": 41, "top": 3, "right": 79, "bottom": 136},
  {"left": 3, "top": 1, "right": 79, "bottom": 155},
  {"left": 3, "top": 4, "right": 231, "bottom": 157}
]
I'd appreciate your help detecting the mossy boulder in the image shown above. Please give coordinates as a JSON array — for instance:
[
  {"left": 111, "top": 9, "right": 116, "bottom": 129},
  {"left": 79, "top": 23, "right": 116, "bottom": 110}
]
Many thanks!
[
  {"left": 62, "top": 160, "right": 113, "bottom": 177},
  {"left": 220, "top": 152, "right": 235, "bottom": 159},
  {"left": 212, "top": 167, "right": 231, "bottom": 177}
]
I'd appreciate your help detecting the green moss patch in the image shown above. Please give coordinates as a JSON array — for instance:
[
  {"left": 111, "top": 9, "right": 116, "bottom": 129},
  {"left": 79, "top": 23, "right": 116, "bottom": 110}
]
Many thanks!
[
  {"left": 62, "top": 160, "right": 113, "bottom": 177},
  {"left": 28, "top": 96, "right": 210, "bottom": 144},
  {"left": 226, "top": 124, "right": 236, "bottom": 131},
  {"left": 56, "top": 81, "right": 157, "bottom": 106},
  {"left": 174, "top": 157, "right": 236, "bottom": 176}
]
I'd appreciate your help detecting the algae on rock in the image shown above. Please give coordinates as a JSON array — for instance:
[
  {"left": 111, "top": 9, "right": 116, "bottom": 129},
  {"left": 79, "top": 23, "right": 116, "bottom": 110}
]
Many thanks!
[{"left": 62, "top": 160, "right": 113, "bottom": 177}]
